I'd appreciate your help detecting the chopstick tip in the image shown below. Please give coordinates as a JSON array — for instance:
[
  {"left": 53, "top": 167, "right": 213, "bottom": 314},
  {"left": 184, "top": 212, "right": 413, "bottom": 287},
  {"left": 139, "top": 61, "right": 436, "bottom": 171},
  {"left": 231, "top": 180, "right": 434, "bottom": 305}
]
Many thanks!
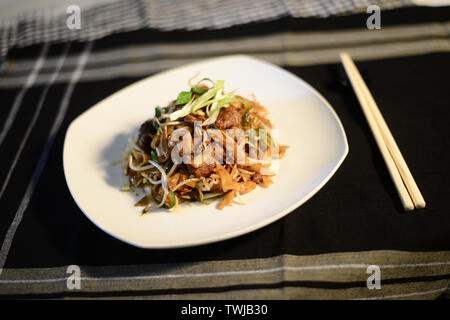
[
  {"left": 339, "top": 51, "right": 350, "bottom": 60},
  {"left": 414, "top": 201, "right": 426, "bottom": 210}
]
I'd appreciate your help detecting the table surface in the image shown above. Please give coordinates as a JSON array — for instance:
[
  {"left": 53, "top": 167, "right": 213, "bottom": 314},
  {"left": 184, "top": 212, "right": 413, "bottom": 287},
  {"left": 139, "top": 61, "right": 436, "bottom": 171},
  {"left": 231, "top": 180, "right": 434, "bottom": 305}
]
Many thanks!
[{"left": 0, "top": 4, "right": 449, "bottom": 299}]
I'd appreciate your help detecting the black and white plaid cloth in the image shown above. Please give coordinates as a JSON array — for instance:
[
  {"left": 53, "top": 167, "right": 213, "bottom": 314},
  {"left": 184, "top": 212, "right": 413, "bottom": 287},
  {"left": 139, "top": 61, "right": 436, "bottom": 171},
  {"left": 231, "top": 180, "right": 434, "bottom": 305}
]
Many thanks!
[
  {"left": 0, "top": 0, "right": 414, "bottom": 59},
  {"left": 0, "top": 0, "right": 449, "bottom": 300}
]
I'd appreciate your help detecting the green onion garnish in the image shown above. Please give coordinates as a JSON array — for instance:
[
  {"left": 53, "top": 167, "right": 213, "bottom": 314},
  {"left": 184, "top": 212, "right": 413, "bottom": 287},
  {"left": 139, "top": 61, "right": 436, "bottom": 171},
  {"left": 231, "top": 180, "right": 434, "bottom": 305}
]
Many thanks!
[
  {"left": 193, "top": 78, "right": 215, "bottom": 94},
  {"left": 167, "top": 191, "right": 177, "bottom": 209},
  {"left": 169, "top": 80, "right": 224, "bottom": 121},
  {"left": 197, "top": 187, "right": 204, "bottom": 203},
  {"left": 256, "top": 129, "right": 275, "bottom": 149},
  {"left": 202, "top": 192, "right": 223, "bottom": 200}
]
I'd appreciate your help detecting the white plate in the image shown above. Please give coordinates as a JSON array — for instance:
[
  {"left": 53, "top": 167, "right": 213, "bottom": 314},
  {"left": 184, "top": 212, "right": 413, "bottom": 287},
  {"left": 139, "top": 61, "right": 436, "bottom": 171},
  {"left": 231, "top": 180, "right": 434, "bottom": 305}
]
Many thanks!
[{"left": 63, "top": 55, "right": 348, "bottom": 248}]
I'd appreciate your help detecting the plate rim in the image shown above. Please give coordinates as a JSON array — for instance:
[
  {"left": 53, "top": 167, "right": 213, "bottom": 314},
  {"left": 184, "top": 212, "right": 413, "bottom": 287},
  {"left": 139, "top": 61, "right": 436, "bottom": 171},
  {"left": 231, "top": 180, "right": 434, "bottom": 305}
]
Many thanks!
[{"left": 63, "top": 54, "right": 349, "bottom": 249}]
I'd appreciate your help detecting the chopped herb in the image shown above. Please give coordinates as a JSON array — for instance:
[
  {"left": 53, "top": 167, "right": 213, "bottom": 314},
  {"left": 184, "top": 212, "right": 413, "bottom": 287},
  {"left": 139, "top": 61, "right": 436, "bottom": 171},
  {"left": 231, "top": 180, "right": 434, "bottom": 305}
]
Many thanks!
[
  {"left": 193, "top": 87, "right": 207, "bottom": 94},
  {"left": 150, "top": 150, "right": 158, "bottom": 162},
  {"left": 153, "top": 119, "right": 159, "bottom": 131},
  {"left": 175, "top": 91, "right": 193, "bottom": 105},
  {"left": 155, "top": 107, "right": 161, "bottom": 118}
]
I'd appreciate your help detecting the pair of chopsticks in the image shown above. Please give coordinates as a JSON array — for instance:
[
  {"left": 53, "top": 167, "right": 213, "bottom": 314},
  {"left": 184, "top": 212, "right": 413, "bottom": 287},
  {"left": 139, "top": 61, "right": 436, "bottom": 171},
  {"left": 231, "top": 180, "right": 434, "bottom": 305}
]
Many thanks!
[{"left": 339, "top": 52, "right": 425, "bottom": 211}]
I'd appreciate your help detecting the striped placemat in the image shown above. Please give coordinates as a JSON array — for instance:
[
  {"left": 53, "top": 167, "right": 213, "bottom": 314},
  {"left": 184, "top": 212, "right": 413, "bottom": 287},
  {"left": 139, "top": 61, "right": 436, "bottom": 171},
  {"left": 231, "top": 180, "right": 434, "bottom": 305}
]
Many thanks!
[
  {"left": 0, "top": 4, "right": 449, "bottom": 300},
  {"left": 1, "top": 19, "right": 449, "bottom": 89},
  {"left": 0, "top": 0, "right": 417, "bottom": 58},
  {"left": 1, "top": 250, "right": 449, "bottom": 299}
]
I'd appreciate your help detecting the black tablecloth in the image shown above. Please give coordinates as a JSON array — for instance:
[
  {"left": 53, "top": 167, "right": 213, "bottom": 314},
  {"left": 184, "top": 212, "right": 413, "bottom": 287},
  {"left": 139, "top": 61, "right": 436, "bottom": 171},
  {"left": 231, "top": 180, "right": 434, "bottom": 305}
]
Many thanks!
[{"left": 0, "top": 5, "right": 449, "bottom": 299}]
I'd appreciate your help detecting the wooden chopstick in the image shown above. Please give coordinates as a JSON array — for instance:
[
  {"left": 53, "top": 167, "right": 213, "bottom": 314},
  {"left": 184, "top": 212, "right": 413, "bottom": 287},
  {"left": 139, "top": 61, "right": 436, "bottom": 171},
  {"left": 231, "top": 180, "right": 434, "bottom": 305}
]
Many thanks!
[
  {"left": 340, "top": 52, "right": 425, "bottom": 211},
  {"left": 340, "top": 53, "right": 426, "bottom": 210}
]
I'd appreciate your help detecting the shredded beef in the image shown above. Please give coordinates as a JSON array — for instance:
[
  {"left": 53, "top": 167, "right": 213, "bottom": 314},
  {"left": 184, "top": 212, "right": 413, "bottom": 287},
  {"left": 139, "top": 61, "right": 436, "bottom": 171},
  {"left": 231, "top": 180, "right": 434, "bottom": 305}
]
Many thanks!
[
  {"left": 189, "top": 163, "right": 216, "bottom": 178},
  {"left": 215, "top": 106, "right": 242, "bottom": 129},
  {"left": 251, "top": 173, "right": 263, "bottom": 184},
  {"left": 185, "top": 114, "right": 206, "bottom": 125},
  {"left": 136, "top": 120, "right": 156, "bottom": 152}
]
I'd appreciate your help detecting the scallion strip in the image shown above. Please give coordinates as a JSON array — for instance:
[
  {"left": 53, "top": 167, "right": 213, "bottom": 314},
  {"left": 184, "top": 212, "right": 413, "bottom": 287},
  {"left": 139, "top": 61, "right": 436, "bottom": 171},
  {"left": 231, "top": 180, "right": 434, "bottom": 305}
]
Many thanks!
[
  {"left": 169, "top": 80, "right": 224, "bottom": 121},
  {"left": 193, "top": 78, "right": 215, "bottom": 94},
  {"left": 166, "top": 191, "right": 177, "bottom": 209},
  {"left": 202, "top": 192, "right": 224, "bottom": 200}
]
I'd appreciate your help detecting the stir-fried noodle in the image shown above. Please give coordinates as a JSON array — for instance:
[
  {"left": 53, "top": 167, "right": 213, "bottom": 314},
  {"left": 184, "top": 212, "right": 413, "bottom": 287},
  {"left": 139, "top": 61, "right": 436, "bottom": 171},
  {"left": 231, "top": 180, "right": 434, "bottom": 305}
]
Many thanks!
[{"left": 121, "top": 78, "right": 289, "bottom": 213}]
